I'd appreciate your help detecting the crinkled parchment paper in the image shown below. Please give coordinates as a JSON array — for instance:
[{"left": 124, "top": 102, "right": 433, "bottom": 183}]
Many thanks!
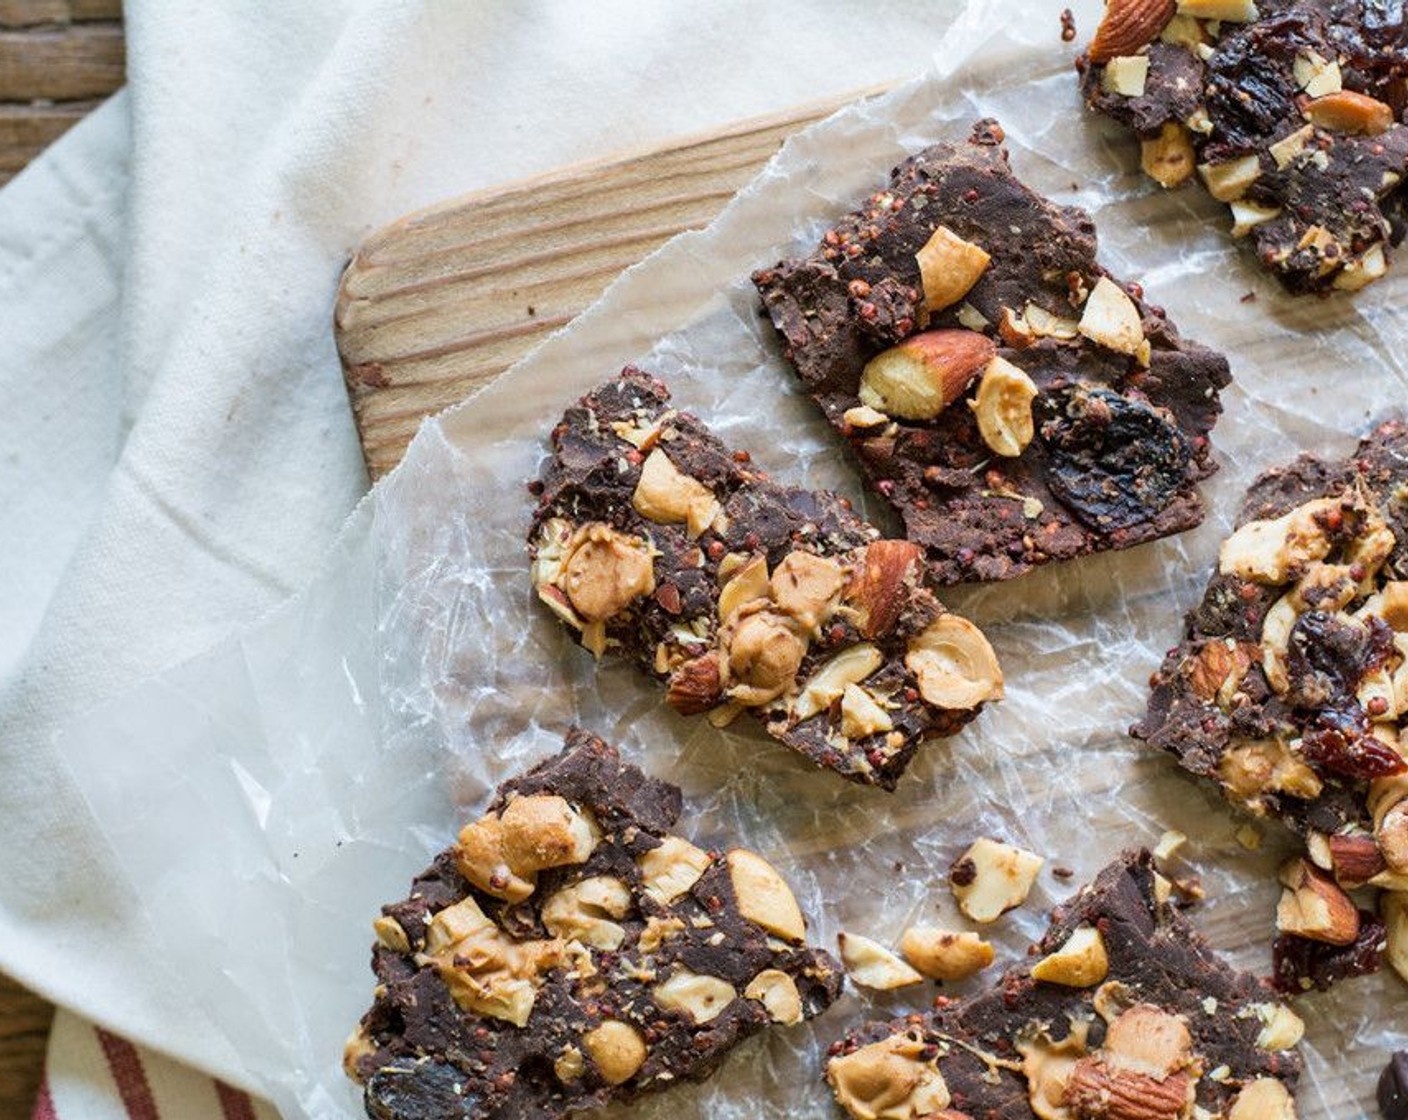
[{"left": 58, "top": 1, "right": 1408, "bottom": 1116}]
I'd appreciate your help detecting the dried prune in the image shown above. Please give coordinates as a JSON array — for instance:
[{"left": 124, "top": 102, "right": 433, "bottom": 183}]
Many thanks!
[
  {"left": 1271, "top": 911, "right": 1385, "bottom": 993},
  {"left": 1038, "top": 385, "right": 1190, "bottom": 531},
  {"left": 366, "top": 1058, "right": 481, "bottom": 1120}
]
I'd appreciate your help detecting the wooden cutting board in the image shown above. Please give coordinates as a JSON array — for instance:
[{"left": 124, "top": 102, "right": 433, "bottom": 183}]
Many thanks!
[{"left": 334, "top": 86, "right": 887, "bottom": 480}]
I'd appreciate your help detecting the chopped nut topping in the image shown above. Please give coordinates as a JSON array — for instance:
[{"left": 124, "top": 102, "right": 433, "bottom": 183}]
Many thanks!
[
  {"left": 1218, "top": 738, "right": 1323, "bottom": 813},
  {"left": 839, "top": 931, "right": 925, "bottom": 990},
  {"left": 582, "top": 1020, "right": 648, "bottom": 1084},
  {"left": 1031, "top": 926, "right": 1110, "bottom": 988},
  {"left": 858, "top": 330, "right": 996, "bottom": 421},
  {"left": 424, "top": 896, "right": 565, "bottom": 1027},
  {"left": 373, "top": 915, "right": 411, "bottom": 954},
  {"left": 1077, "top": 277, "right": 1146, "bottom": 360},
  {"left": 499, "top": 794, "right": 599, "bottom": 874},
  {"left": 1141, "top": 122, "right": 1196, "bottom": 188},
  {"left": 1175, "top": 0, "right": 1257, "bottom": 20},
  {"left": 638, "top": 835, "right": 711, "bottom": 905},
  {"left": 969, "top": 355, "right": 1038, "bottom": 458},
  {"left": 1219, "top": 498, "right": 1341, "bottom": 584},
  {"left": 949, "top": 837, "right": 1044, "bottom": 923},
  {"left": 1017, "top": 1024, "right": 1090, "bottom": 1120},
  {"left": 631, "top": 448, "right": 721, "bottom": 538},
  {"left": 744, "top": 968, "right": 804, "bottom": 1025},
  {"left": 1251, "top": 1002, "right": 1305, "bottom": 1051},
  {"left": 915, "top": 226, "right": 991, "bottom": 313},
  {"left": 841, "top": 683, "right": 895, "bottom": 739},
  {"left": 1304, "top": 89, "right": 1394, "bottom": 136},
  {"left": 1276, "top": 857, "right": 1360, "bottom": 946},
  {"left": 727, "top": 848, "right": 807, "bottom": 942},
  {"left": 1294, "top": 50, "right": 1342, "bottom": 97},
  {"left": 898, "top": 927, "right": 994, "bottom": 981},
  {"left": 560, "top": 523, "right": 656, "bottom": 622},
  {"left": 721, "top": 606, "right": 807, "bottom": 707},
  {"left": 794, "top": 642, "right": 884, "bottom": 721},
  {"left": 1102, "top": 55, "right": 1150, "bottom": 98},
  {"left": 905, "top": 615, "right": 1004, "bottom": 710},
  {"left": 553, "top": 1046, "right": 585, "bottom": 1083},
  {"left": 1227, "top": 1078, "right": 1298, "bottom": 1120},
  {"left": 847, "top": 540, "right": 922, "bottom": 639},
  {"left": 1198, "top": 154, "right": 1262, "bottom": 202},
  {"left": 718, "top": 552, "right": 769, "bottom": 624},
  {"left": 1384, "top": 891, "right": 1407, "bottom": 984},
  {"left": 651, "top": 968, "right": 736, "bottom": 1023},
  {"left": 455, "top": 815, "right": 536, "bottom": 903},
  {"left": 827, "top": 1032, "right": 952, "bottom": 1120},
  {"left": 770, "top": 551, "right": 845, "bottom": 630},
  {"left": 541, "top": 876, "right": 632, "bottom": 950}
]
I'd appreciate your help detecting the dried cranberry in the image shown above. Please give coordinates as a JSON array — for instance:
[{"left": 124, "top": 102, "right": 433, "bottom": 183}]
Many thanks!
[
  {"left": 1300, "top": 710, "right": 1408, "bottom": 780},
  {"left": 1271, "top": 911, "right": 1385, "bottom": 994}
]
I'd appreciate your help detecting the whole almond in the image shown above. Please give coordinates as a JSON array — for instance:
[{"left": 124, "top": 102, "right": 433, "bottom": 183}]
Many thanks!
[
  {"left": 666, "top": 652, "right": 722, "bottom": 715},
  {"left": 1327, "top": 832, "right": 1387, "bottom": 887},
  {"left": 857, "top": 329, "right": 996, "bottom": 421},
  {"left": 1088, "top": 0, "right": 1177, "bottom": 64},
  {"left": 848, "top": 540, "right": 922, "bottom": 638},
  {"left": 1305, "top": 89, "right": 1395, "bottom": 135}
]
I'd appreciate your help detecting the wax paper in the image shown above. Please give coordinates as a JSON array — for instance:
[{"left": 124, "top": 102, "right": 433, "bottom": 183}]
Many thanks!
[{"left": 58, "top": 1, "right": 1408, "bottom": 1116}]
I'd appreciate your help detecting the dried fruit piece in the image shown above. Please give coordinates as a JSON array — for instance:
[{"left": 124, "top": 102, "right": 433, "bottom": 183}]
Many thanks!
[
  {"left": 898, "top": 927, "right": 994, "bottom": 981},
  {"left": 949, "top": 837, "right": 1044, "bottom": 923},
  {"left": 1039, "top": 385, "right": 1191, "bottom": 532},
  {"left": 1030, "top": 926, "right": 1110, "bottom": 987},
  {"left": 857, "top": 330, "right": 997, "bottom": 421},
  {"left": 905, "top": 615, "right": 1004, "bottom": 710},
  {"left": 1272, "top": 911, "right": 1385, "bottom": 993},
  {"left": 915, "top": 225, "right": 992, "bottom": 313},
  {"left": 839, "top": 931, "right": 925, "bottom": 990},
  {"left": 1087, "top": 0, "right": 1176, "bottom": 63},
  {"left": 969, "top": 355, "right": 1038, "bottom": 457}
]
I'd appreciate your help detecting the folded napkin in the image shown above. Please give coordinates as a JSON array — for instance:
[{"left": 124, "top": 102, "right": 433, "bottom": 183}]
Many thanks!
[{"left": 0, "top": 2, "right": 969, "bottom": 1114}]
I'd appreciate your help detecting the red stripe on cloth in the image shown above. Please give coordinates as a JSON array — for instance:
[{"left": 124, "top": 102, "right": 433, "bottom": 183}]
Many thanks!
[
  {"left": 31, "top": 1077, "right": 57, "bottom": 1120},
  {"left": 216, "top": 1081, "right": 258, "bottom": 1120},
  {"left": 95, "top": 1028, "right": 161, "bottom": 1120}
]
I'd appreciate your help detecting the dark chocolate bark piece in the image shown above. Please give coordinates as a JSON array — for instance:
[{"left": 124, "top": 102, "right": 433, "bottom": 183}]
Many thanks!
[
  {"left": 1382, "top": 1050, "right": 1408, "bottom": 1120},
  {"left": 1080, "top": 0, "right": 1408, "bottom": 295},
  {"left": 527, "top": 368, "right": 1002, "bottom": 790},
  {"left": 752, "top": 121, "right": 1229, "bottom": 584},
  {"left": 1134, "top": 418, "right": 1408, "bottom": 991},
  {"left": 346, "top": 729, "right": 844, "bottom": 1120},
  {"left": 824, "top": 850, "right": 1304, "bottom": 1120}
]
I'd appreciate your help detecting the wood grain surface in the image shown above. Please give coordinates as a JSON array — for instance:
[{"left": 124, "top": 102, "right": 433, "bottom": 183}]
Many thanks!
[
  {"left": 1, "top": 3, "right": 124, "bottom": 1112},
  {"left": 335, "top": 87, "right": 884, "bottom": 480},
  {"left": 0, "top": 0, "right": 122, "bottom": 185}
]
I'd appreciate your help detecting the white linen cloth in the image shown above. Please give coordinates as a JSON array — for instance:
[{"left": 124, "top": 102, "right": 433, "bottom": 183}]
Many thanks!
[{"left": 0, "top": 2, "right": 971, "bottom": 1114}]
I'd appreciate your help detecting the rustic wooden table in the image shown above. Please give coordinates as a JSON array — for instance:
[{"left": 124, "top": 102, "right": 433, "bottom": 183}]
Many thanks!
[{"left": 1, "top": 3, "right": 125, "bottom": 1111}]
